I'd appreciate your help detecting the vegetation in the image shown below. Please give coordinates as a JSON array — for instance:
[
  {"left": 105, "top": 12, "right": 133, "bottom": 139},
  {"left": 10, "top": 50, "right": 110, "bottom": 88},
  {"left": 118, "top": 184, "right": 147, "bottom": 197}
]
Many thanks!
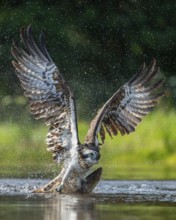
[
  {"left": 0, "top": 109, "right": 176, "bottom": 179},
  {"left": 0, "top": 0, "right": 175, "bottom": 119},
  {"left": 0, "top": 1, "right": 175, "bottom": 179}
]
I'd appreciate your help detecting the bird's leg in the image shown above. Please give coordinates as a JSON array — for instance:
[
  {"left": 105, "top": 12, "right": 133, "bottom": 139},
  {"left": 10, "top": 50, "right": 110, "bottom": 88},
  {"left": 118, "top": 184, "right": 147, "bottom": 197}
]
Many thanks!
[
  {"left": 56, "top": 163, "right": 73, "bottom": 192},
  {"left": 33, "top": 168, "right": 65, "bottom": 193}
]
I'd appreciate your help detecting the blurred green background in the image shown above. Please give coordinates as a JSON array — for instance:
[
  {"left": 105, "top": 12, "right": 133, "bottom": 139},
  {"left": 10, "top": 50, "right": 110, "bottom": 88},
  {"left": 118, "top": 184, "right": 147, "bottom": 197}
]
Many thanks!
[{"left": 0, "top": 0, "right": 176, "bottom": 179}]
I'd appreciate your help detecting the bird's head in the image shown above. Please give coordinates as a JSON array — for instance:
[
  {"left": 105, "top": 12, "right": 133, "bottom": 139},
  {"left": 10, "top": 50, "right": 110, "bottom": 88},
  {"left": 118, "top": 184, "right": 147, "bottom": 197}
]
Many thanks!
[{"left": 79, "top": 143, "right": 101, "bottom": 165}]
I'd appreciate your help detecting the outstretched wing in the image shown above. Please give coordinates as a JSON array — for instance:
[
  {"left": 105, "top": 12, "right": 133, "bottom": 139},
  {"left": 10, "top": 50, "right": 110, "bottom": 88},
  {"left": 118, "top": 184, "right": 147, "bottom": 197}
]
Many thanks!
[
  {"left": 85, "top": 60, "right": 164, "bottom": 145},
  {"left": 11, "top": 25, "right": 79, "bottom": 162}
]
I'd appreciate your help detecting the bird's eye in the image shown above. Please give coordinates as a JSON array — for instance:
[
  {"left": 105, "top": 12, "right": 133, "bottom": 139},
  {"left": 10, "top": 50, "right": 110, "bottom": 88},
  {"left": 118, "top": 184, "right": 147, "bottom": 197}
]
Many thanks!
[{"left": 89, "top": 152, "right": 95, "bottom": 158}]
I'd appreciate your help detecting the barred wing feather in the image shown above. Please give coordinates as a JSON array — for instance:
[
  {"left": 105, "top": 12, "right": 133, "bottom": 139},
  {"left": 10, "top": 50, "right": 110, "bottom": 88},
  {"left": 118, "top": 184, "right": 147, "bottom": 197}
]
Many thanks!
[
  {"left": 11, "top": 25, "right": 79, "bottom": 162},
  {"left": 85, "top": 60, "right": 164, "bottom": 145}
]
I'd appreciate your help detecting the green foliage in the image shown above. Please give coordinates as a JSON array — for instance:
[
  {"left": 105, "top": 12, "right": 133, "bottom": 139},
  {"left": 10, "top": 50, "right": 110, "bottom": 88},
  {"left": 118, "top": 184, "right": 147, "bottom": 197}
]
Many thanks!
[
  {"left": 0, "top": 110, "right": 176, "bottom": 179},
  {"left": 0, "top": 0, "right": 175, "bottom": 118},
  {"left": 97, "top": 110, "right": 176, "bottom": 179},
  {"left": 0, "top": 0, "right": 175, "bottom": 180},
  {"left": 0, "top": 122, "right": 58, "bottom": 178}
]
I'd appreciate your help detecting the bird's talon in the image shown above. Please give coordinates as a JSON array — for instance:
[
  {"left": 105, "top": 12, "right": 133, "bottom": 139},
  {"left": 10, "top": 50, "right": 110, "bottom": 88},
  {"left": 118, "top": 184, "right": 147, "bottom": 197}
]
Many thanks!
[
  {"left": 33, "top": 187, "right": 45, "bottom": 193},
  {"left": 56, "top": 184, "right": 64, "bottom": 193}
]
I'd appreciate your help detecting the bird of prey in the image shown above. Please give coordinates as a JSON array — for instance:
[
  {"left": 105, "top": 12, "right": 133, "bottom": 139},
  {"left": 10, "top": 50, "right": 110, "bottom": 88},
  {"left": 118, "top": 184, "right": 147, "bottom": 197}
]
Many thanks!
[{"left": 11, "top": 25, "right": 164, "bottom": 193}]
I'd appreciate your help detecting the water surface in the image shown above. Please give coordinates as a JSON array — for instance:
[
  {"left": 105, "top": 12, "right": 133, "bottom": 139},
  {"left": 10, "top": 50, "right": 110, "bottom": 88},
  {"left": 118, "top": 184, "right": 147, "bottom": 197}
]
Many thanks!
[{"left": 0, "top": 179, "right": 176, "bottom": 220}]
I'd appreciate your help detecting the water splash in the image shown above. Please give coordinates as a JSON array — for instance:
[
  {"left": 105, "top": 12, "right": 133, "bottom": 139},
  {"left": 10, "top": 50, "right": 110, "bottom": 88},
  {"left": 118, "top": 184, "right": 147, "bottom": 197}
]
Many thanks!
[{"left": 0, "top": 179, "right": 176, "bottom": 203}]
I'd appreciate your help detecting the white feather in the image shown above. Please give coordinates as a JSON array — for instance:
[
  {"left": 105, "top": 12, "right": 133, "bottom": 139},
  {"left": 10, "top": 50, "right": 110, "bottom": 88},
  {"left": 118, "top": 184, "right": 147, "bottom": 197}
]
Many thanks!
[{"left": 69, "top": 98, "right": 78, "bottom": 156}]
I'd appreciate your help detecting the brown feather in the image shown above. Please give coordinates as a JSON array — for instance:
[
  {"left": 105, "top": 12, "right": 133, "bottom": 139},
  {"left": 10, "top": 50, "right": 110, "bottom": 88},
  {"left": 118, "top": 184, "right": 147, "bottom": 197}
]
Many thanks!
[
  {"left": 85, "top": 60, "right": 164, "bottom": 145},
  {"left": 99, "top": 125, "right": 106, "bottom": 143},
  {"left": 12, "top": 25, "right": 79, "bottom": 163}
]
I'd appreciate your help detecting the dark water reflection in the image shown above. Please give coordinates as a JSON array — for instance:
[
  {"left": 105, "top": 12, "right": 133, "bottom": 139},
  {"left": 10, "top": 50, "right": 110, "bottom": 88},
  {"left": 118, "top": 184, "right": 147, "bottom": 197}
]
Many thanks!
[{"left": 0, "top": 179, "right": 176, "bottom": 220}]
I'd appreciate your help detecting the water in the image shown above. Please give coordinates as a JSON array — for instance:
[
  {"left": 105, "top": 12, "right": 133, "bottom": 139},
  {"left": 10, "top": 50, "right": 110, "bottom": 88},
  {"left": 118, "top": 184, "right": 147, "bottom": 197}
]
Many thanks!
[{"left": 0, "top": 179, "right": 176, "bottom": 220}]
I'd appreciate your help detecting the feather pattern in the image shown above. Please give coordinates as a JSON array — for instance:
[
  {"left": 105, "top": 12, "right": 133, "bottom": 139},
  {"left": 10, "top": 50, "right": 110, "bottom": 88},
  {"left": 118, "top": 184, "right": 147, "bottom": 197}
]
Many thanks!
[
  {"left": 85, "top": 60, "right": 164, "bottom": 145},
  {"left": 11, "top": 25, "right": 79, "bottom": 162},
  {"left": 11, "top": 26, "right": 165, "bottom": 193}
]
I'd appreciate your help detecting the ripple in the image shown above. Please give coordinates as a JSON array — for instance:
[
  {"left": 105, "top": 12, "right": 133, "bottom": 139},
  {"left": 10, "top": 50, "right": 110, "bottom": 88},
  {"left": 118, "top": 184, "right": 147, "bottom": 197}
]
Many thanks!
[{"left": 0, "top": 179, "right": 176, "bottom": 203}]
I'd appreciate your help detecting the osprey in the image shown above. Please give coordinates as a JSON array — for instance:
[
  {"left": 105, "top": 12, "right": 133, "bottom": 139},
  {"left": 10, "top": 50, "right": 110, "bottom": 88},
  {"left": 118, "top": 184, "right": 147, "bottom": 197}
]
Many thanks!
[{"left": 11, "top": 25, "right": 164, "bottom": 193}]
